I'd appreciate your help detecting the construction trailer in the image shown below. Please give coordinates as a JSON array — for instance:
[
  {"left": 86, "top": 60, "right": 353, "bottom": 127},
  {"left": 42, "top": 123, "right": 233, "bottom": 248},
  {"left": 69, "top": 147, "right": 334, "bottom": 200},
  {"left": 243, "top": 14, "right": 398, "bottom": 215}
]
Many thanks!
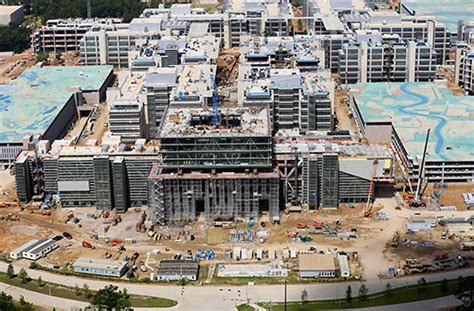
[
  {"left": 20, "top": 239, "right": 59, "bottom": 261},
  {"left": 299, "top": 254, "right": 337, "bottom": 278},
  {"left": 149, "top": 106, "right": 280, "bottom": 226},
  {"left": 73, "top": 257, "right": 128, "bottom": 277},
  {"left": 156, "top": 259, "right": 199, "bottom": 281}
]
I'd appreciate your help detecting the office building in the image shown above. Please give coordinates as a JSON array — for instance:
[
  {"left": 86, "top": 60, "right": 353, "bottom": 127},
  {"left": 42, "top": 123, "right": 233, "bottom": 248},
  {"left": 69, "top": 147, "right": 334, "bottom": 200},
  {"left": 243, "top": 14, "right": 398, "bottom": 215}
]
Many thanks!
[
  {"left": 32, "top": 18, "right": 122, "bottom": 53},
  {"left": 156, "top": 260, "right": 199, "bottom": 281},
  {"left": 454, "top": 43, "right": 474, "bottom": 95},
  {"left": 73, "top": 257, "right": 128, "bottom": 278}
]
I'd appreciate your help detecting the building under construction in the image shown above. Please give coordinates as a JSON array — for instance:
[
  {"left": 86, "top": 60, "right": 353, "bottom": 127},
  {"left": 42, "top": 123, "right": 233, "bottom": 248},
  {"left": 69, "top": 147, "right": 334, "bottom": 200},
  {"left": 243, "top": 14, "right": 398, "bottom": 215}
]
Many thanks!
[
  {"left": 275, "top": 140, "right": 393, "bottom": 209},
  {"left": 148, "top": 106, "right": 280, "bottom": 226}
]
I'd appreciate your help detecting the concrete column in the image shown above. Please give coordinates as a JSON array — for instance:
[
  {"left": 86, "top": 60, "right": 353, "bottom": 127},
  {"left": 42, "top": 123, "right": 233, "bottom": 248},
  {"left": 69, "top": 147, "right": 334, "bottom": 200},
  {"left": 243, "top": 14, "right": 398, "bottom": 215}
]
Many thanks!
[
  {"left": 407, "top": 41, "right": 416, "bottom": 82},
  {"left": 360, "top": 41, "right": 368, "bottom": 83}
]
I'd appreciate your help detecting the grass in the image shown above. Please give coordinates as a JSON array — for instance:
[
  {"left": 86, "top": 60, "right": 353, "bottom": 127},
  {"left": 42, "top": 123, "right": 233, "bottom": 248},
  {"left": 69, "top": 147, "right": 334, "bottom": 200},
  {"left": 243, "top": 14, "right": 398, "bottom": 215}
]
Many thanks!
[
  {"left": 0, "top": 272, "right": 177, "bottom": 308},
  {"left": 258, "top": 279, "right": 462, "bottom": 310},
  {"left": 212, "top": 270, "right": 341, "bottom": 285},
  {"left": 237, "top": 304, "right": 256, "bottom": 311}
]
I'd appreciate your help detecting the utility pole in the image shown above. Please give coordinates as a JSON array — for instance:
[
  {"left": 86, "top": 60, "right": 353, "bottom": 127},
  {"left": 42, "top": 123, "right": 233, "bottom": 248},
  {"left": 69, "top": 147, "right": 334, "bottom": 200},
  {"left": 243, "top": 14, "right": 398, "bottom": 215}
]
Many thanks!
[{"left": 284, "top": 280, "right": 287, "bottom": 311}]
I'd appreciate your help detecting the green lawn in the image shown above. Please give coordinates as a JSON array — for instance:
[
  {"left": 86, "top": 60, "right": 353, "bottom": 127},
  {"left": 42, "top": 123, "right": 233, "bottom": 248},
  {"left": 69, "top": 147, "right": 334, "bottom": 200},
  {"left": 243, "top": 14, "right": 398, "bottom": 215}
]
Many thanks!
[
  {"left": 259, "top": 279, "right": 464, "bottom": 310},
  {"left": 0, "top": 272, "right": 177, "bottom": 308},
  {"left": 237, "top": 304, "right": 256, "bottom": 311}
]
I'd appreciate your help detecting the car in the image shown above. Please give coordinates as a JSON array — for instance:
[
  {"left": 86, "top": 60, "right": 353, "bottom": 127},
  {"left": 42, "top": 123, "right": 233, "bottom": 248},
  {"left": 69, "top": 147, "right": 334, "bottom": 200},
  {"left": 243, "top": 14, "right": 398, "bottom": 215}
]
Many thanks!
[{"left": 63, "top": 232, "right": 73, "bottom": 239}]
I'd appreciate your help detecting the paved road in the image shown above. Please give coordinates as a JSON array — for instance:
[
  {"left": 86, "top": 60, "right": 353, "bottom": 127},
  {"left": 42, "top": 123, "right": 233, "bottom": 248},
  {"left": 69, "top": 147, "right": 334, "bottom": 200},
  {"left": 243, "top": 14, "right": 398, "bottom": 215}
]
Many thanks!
[{"left": 1, "top": 262, "right": 472, "bottom": 310}]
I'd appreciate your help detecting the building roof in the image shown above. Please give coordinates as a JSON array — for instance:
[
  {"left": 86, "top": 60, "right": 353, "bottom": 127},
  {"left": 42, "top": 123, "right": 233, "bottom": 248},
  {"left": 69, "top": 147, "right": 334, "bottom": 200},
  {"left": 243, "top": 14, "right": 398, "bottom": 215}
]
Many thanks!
[
  {"left": 0, "top": 66, "right": 113, "bottom": 143},
  {"left": 352, "top": 82, "right": 474, "bottom": 162},
  {"left": 157, "top": 259, "right": 199, "bottom": 275},
  {"left": 299, "top": 254, "right": 336, "bottom": 271},
  {"left": 73, "top": 257, "right": 127, "bottom": 270},
  {"left": 158, "top": 106, "right": 271, "bottom": 138},
  {"left": 0, "top": 5, "right": 22, "bottom": 15}
]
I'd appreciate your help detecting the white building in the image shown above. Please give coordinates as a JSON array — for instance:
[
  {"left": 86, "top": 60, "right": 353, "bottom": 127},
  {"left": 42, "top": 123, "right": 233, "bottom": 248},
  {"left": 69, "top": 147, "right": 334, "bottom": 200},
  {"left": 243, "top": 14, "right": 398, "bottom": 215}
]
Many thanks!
[
  {"left": 454, "top": 43, "right": 474, "bottom": 95},
  {"left": 21, "top": 239, "right": 58, "bottom": 261},
  {"left": 0, "top": 5, "right": 23, "bottom": 26},
  {"left": 299, "top": 253, "right": 336, "bottom": 278}
]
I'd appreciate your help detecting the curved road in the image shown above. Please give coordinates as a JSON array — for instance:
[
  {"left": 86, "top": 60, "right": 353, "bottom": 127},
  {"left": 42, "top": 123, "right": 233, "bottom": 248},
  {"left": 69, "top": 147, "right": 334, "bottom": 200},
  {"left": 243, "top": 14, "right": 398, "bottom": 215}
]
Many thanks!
[{"left": 1, "top": 262, "right": 472, "bottom": 310}]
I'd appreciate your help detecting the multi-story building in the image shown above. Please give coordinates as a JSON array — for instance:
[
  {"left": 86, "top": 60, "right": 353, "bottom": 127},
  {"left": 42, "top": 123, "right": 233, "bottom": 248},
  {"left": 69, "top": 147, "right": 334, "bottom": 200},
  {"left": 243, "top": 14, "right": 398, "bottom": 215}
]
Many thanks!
[
  {"left": 238, "top": 65, "right": 335, "bottom": 132},
  {"left": 32, "top": 18, "right": 122, "bottom": 53},
  {"left": 457, "top": 20, "right": 474, "bottom": 45},
  {"left": 344, "top": 11, "right": 450, "bottom": 64},
  {"left": 109, "top": 100, "right": 145, "bottom": 143},
  {"left": 149, "top": 106, "right": 280, "bottom": 225},
  {"left": 338, "top": 34, "right": 437, "bottom": 84},
  {"left": 454, "top": 43, "right": 474, "bottom": 95}
]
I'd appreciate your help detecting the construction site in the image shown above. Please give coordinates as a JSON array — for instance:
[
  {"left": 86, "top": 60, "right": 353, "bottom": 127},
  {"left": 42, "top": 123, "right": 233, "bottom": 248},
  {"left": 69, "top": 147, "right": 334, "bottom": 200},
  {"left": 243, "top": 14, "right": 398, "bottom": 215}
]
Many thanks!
[{"left": 0, "top": 0, "right": 473, "bottom": 292}]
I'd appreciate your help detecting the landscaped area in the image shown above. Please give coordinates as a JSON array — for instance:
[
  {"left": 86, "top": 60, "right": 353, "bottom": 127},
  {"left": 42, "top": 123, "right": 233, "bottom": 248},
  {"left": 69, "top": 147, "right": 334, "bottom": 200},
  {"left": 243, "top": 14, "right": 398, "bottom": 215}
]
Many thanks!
[
  {"left": 0, "top": 270, "right": 177, "bottom": 308},
  {"left": 258, "top": 277, "right": 471, "bottom": 310}
]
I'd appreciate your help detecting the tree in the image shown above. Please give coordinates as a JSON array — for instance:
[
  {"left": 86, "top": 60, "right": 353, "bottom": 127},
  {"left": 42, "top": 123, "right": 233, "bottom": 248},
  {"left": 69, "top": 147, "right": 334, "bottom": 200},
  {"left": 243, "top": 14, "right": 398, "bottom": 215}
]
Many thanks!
[
  {"left": 358, "top": 284, "right": 369, "bottom": 303},
  {"left": 83, "top": 283, "right": 92, "bottom": 299},
  {"left": 18, "top": 268, "right": 29, "bottom": 284},
  {"left": 0, "top": 26, "right": 31, "bottom": 53},
  {"left": 219, "top": 39, "right": 225, "bottom": 51},
  {"left": 75, "top": 284, "right": 81, "bottom": 296},
  {"left": 37, "top": 276, "right": 44, "bottom": 287},
  {"left": 440, "top": 278, "right": 449, "bottom": 292},
  {"left": 6, "top": 264, "right": 15, "bottom": 279},
  {"left": 384, "top": 283, "right": 392, "bottom": 298},
  {"left": 19, "top": 295, "right": 34, "bottom": 311},
  {"left": 301, "top": 289, "right": 308, "bottom": 304},
  {"left": 297, "top": 19, "right": 303, "bottom": 32},
  {"left": 36, "top": 51, "right": 49, "bottom": 62},
  {"left": 417, "top": 277, "right": 427, "bottom": 295},
  {"left": 345, "top": 285, "right": 352, "bottom": 305},
  {"left": 90, "top": 285, "right": 131, "bottom": 310},
  {"left": 0, "top": 292, "right": 16, "bottom": 310}
]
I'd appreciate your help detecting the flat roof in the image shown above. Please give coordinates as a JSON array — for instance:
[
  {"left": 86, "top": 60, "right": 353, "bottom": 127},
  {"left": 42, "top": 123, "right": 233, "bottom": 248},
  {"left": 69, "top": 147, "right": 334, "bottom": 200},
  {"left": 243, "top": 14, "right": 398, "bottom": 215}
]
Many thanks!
[
  {"left": 0, "top": 5, "right": 22, "bottom": 15},
  {"left": 73, "top": 257, "right": 127, "bottom": 270},
  {"left": 299, "top": 254, "right": 336, "bottom": 271},
  {"left": 158, "top": 106, "right": 271, "bottom": 138},
  {"left": 352, "top": 82, "right": 474, "bottom": 162},
  {"left": 0, "top": 66, "right": 113, "bottom": 143}
]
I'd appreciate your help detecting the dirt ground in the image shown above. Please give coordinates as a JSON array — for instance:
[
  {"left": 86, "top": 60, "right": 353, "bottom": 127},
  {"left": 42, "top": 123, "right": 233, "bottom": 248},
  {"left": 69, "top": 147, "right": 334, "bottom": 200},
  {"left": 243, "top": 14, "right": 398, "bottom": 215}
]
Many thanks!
[
  {"left": 334, "top": 88, "right": 358, "bottom": 131},
  {"left": 424, "top": 183, "right": 474, "bottom": 211},
  {"left": 0, "top": 169, "right": 16, "bottom": 202},
  {"left": 0, "top": 50, "right": 36, "bottom": 84}
]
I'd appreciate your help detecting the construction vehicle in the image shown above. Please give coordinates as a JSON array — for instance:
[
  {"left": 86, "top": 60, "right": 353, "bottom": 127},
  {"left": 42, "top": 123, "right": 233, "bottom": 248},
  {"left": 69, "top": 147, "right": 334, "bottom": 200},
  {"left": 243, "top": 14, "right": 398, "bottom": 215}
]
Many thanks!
[
  {"left": 109, "top": 239, "right": 123, "bottom": 246},
  {"left": 102, "top": 210, "right": 110, "bottom": 219},
  {"left": 82, "top": 240, "right": 95, "bottom": 249},
  {"left": 313, "top": 220, "right": 324, "bottom": 229},
  {"left": 435, "top": 252, "right": 449, "bottom": 261},
  {"left": 105, "top": 251, "right": 112, "bottom": 259},
  {"left": 296, "top": 223, "right": 309, "bottom": 229},
  {"left": 287, "top": 231, "right": 299, "bottom": 238},
  {"left": 139, "top": 261, "right": 148, "bottom": 272}
]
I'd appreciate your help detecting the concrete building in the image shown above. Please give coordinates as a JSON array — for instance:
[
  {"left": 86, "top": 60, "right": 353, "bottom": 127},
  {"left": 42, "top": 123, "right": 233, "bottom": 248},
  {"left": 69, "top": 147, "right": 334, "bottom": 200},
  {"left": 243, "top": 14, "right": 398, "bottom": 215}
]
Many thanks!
[
  {"left": 217, "top": 262, "right": 288, "bottom": 277},
  {"left": 73, "top": 257, "right": 128, "bottom": 278},
  {"left": 144, "top": 68, "right": 178, "bottom": 139},
  {"left": 344, "top": 10, "right": 450, "bottom": 64},
  {"left": 21, "top": 239, "right": 58, "bottom": 261},
  {"left": 109, "top": 100, "right": 145, "bottom": 143},
  {"left": 0, "top": 66, "right": 114, "bottom": 170},
  {"left": 148, "top": 106, "right": 280, "bottom": 225},
  {"left": 238, "top": 65, "right": 335, "bottom": 132},
  {"left": 299, "top": 253, "right": 336, "bottom": 278},
  {"left": 32, "top": 18, "right": 122, "bottom": 53},
  {"left": 338, "top": 34, "right": 437, "bottom": 84},
  {"left": 156, "top": 259, "right": 199, "bottom": 281},
  {"left": 15, "top": 137, "right": 159, "bottom": 211},
  {"left": 0, "top": 5, "right": 23, "bottom": 26},
  {"left": 454, "top": 43, "right": 474, "bottom": 95},
  {"left": 275, "top": 140, "right": 392, "bottom": 209},
  {"left": 351, "top": 82, "right": 474, "bottom": 183},
  {"left": 458, "top": 20, "right": 474, "bottom": 45}
]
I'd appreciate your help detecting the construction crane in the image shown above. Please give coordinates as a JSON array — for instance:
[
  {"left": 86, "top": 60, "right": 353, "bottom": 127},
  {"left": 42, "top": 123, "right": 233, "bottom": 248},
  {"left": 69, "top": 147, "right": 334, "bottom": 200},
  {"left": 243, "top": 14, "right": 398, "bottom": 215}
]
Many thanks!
[
  {"left": 365, "top": 159, "right": 379, "bottom": 216},
  {"left": 211, "top": 77, "right": 219, "bottom": 125},
  {"left": 414, "top": 129, "right": 431, "bottom": 203}
]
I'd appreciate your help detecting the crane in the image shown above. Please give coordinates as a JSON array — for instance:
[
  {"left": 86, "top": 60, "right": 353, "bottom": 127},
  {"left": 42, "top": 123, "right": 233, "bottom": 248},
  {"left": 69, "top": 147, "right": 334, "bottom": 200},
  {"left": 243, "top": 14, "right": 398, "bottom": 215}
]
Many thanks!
[
  {"left": 365, "top": 159, "right": 379, "bottom": 216},
  {"left": 211, "top": 76, "right": 219, "bottom": 125},
  {"left": 414, "top": 129, "right": 431, "bottom": 203}
]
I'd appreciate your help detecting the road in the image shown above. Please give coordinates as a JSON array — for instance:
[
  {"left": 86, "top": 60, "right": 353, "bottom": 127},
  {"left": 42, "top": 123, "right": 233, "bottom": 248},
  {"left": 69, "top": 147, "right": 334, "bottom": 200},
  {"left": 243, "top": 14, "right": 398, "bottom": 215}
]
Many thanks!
[
  {"left": 0, "top": 262, "right": 472, "bottom": 310},
  {"left": 353, "top": 295, "right": 461, "bottom": 311}
]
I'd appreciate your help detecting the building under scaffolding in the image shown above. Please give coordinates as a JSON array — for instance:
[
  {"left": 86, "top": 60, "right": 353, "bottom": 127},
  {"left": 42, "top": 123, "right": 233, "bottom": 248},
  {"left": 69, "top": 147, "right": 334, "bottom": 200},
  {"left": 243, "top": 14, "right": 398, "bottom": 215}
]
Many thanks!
[{"left": 148, "top": 106, "right": 280, "bottom": 225}]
